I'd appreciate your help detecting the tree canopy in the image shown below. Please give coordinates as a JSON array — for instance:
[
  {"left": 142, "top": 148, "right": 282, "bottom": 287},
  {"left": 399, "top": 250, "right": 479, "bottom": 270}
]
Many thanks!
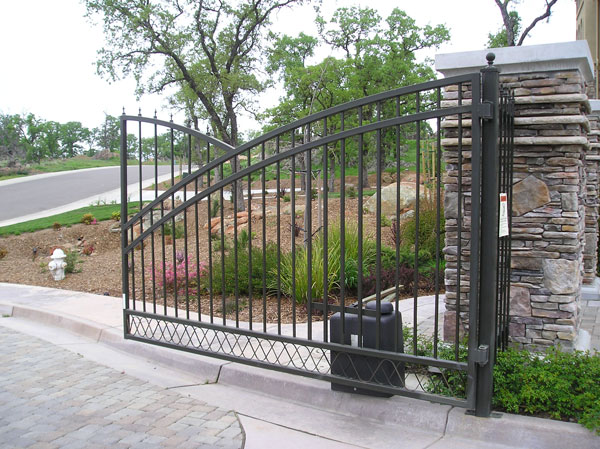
[
  {"left": 84, "top": 0, "right": 307, "bottom": 148},
  {"left": 264, "top": 6, "right": 449, "bottom": 187},
  {"left": 488, "top": 0, "right": 559, "bottom": 48}
]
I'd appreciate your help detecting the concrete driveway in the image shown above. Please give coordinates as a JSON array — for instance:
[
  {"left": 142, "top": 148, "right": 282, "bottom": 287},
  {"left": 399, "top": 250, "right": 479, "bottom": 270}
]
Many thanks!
[{"left": 0, "top": 165, "right": 177, "bottom": 227}]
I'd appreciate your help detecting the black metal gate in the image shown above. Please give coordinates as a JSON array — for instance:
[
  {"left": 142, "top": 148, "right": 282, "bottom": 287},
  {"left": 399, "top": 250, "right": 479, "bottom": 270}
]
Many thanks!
[{"left": 120, "top": 55, "right": 510, "bottom": 416}]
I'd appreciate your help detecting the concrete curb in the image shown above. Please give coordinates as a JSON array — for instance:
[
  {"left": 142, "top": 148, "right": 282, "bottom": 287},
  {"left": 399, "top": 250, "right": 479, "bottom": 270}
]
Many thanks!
[{"left": 1, "top": 299, "right": 598, "bottom": 448}]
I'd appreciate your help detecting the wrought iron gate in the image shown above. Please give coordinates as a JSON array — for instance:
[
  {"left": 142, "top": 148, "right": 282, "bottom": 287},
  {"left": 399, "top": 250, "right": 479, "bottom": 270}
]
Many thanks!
[{"left": 120, "top": 55, "right": 511, "bottom": 416}]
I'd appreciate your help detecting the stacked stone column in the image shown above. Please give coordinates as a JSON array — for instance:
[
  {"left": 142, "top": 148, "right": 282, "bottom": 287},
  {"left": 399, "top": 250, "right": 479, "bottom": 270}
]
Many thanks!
[
  {"left": 585, "top": 100, "right": 600, "bottom": 286},
  {"left": 436, "top": 42, "right": 595, "bottom": 350}
]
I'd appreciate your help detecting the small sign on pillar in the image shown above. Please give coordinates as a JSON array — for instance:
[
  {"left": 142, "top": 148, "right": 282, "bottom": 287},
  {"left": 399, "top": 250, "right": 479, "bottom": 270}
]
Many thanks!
[{"left": 499, "top": 193, "right": 509, "bottom": 237}]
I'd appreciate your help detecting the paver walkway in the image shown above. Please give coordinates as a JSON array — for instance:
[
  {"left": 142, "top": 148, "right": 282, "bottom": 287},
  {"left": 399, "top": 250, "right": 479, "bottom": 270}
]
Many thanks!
[{"left": 0, "top": 326, "right": 244, "bottom": 449}]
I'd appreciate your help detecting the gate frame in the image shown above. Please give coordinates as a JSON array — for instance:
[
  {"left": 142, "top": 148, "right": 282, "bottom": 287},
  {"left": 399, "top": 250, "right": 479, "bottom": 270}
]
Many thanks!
[{"left": 118, "top": 56, "right": 507, "bottom": 417}]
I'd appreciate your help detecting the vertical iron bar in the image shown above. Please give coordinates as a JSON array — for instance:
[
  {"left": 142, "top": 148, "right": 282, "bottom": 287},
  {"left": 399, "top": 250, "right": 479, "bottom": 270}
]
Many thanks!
[
  {"left": 120, "top": 116, "right": 129, "bottom": 333},
  {"left": 475, "top": 54, "right": 500, "bottom": 417},
  {"left": 170, "top": 127, "right": 178, "bottom": 317},
  {"left": 339, "top": 113, "right": 346, "bottom": 345},
  {"left": 467, "top": 74, "right": 483, "bottom": 412},
  {"left": 505, "top": 93, "right": 515, "bottom": 350},
  {"left": 306, "top": 125, "right": 313, "bottom": 340},
  {"left": 220, "top": 163, "right": 226, "bottom": 326},
  {"left": 262, "top": 142, "right": 267, "bottom": 332},
  {"left": 233, "top": 154, "right": 239, "bottom": 328},
  {"left": 291, "top": 131, "right": 297, "bottom": 337},
  {"left": 322, "top": 117, "right": 329, "bottom": 342},
  {"left": 276, "top": 136, "right": 282, "bottom": 335},
  {"left": 130, "top": 227, "right": 136, "bottom": 311},
  {"left": 161, "top": 201, "right": 167, "bottom": 316},
  {"left": 357, "top": 108, "right": 364, "bottom": 347},
  {"left": 375, "top": 102, "right": 382, "bottom": 350},
  {"left": 413, "top": 92, "right": 421, "bottom": 355},
  {"left": 394, "top": 97, "right": 401, "bottom": 353},
  {"left": 248, "top": 147, "right": 253, "bottom": 330},
  {"left": 434, "top": 87, "right": 442, "bottom": 358},
  {"left": 138, "top": 117, "right": 146, "bottom": 312},
  {"left": 195, "top": 176, "right": 201, "bottom": 320},
  {"left": 151, "top": 115, "right": 158, "bottom": 314},
  {"left": 456, "top": 83, "right": 464, "bottom": 361},
  {"left": 183, "top": 137, "right": 190, "bottom": 320},
  {"left": 207, "top": 142, "right": 214, "bottom": 323}
]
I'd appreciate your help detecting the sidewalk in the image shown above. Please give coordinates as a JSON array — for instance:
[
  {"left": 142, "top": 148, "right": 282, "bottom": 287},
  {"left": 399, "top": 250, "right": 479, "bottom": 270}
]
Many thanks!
[{"left": 0, "top": 282, "right": 599, "bottom": 449}]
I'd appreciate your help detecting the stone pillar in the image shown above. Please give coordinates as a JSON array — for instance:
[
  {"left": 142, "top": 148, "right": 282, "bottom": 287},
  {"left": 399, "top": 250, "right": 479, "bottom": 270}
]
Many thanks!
[
  {"left": 436, "top": 41, "right": 595, "bottom": 351},
  {"left": 585, "top": 100, "right": 600, "bottom": 287}
]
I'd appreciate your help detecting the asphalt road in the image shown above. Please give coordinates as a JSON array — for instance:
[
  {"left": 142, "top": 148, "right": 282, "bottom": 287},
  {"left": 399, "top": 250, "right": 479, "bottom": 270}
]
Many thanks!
[{"left": 0, "top": 165, "right": 173, "bottom": 223}]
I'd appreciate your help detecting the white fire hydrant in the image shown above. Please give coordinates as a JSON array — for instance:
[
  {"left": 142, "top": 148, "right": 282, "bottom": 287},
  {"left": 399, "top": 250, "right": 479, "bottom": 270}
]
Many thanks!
[{"left": 49, "top": 248, "right": 67, "bottom": 281}]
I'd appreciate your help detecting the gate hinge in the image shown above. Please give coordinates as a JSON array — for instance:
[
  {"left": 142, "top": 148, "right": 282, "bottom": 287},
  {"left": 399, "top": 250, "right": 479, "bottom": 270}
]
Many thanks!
[
  {"left": 473, "top": 345, "right": 489, "bottom": 366},
  {"left": 479, "top": 101, "right": 494, "bottom": 120}
]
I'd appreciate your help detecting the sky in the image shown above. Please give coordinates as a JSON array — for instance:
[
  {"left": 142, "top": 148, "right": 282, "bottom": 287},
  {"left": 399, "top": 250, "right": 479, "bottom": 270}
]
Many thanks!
[{"left": 0, "top": 0, "right": 577, "bottom": 134}]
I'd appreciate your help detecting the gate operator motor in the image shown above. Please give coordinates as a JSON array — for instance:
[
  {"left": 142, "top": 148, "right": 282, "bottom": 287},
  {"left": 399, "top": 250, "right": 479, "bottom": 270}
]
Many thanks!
[{"left": 329, "top": 301, "right": 404, "bottom": 397}]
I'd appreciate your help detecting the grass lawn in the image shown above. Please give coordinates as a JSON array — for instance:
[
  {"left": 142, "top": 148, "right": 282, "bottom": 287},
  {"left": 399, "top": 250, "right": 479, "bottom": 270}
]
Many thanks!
[{"left": 0, "top": 203, "right": 140, "bottom": 236}]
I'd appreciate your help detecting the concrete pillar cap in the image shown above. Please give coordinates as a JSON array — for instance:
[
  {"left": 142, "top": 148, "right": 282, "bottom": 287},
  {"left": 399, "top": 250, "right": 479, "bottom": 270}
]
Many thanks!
[{"left": 435, "top": 41, "right": 594, "bottom": 82}]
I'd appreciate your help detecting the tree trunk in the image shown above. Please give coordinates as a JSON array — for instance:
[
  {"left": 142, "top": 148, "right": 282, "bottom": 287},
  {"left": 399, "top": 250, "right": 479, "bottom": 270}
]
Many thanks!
[
  {"left": 328, "top": 151, "right": 335, "bottom": 192},
  {"left": 230, "top": 156, "right": 246, "bottom": 212},
  {"left": 362, "top": 147, "right": 370, "bottom": 189}
]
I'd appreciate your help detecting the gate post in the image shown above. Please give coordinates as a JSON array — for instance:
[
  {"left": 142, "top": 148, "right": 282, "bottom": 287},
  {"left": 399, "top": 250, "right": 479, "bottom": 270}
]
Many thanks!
[
  {"left": 120, "top": 114, "right": 130, "bottom": 332},
  {"left": 476, "top": 53, "right": 500, "bottom": 417}
]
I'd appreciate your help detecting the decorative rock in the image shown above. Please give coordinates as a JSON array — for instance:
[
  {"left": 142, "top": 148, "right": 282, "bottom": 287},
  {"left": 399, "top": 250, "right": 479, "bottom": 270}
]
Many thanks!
[
  {"left": 443, "top": 311, "right": 466, "bottom": 341},
  {"left": 364, "top": 182, "right": 423, "bottom": 216},
  {"left": 444, "top": 191, "right": 459, "bottom": 219},
  {"left": 561, "top": 192, "right": 578, "bottom": 212},
  {"left": 542, "top": 259, "right": 580, "bottom": 294},
  {"left": 509, "top": 287, "right": 532, "bottom": 317},
  {"left": 512, "top": 175, "right": 550, "bottom": 216}
]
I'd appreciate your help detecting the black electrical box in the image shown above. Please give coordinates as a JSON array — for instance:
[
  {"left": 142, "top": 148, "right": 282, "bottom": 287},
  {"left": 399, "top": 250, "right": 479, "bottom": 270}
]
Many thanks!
[{"left": 329, "top": 301, "right": 404, "bottom": 397}]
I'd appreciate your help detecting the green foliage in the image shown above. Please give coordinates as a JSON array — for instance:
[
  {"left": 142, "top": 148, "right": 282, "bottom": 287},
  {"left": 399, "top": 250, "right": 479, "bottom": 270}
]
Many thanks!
[
  {"left": 422, "top": 338, "right": 469, "bottom": 398},
  {"left": 212, "top": 231, "right": 279, "bottom": 296},
  {"left": 398, "top": 200, "right": 444, "bottom": 260},
  {"left": 264, "top": 6, "right": 449, "bottom": 184},
  {"left": 0, "top": 203, "right": 139, "bottom": 237},
  {"left": 278, "top": 222, "right": 376, "bottom": 303},
  {"left": 210, "top": 199, "right": 220, "bottom": 219},
  {"left": 277, "top": 236, "right": 340, "bottom": 304},
  {"left": 162, "top": 222, "right": 184, "bottom": 239},
  {"left": 487, "top": 10, "right": 521, "bottom": 48},
  {"left": 111, "top": 211, "right": 120, "bottom": 221},
  {"left": 380, "top": 215, "right": 392, "bottom": 228},
  {"left": 81, "top": 213, "right": 95, "bottom": 225},
  {"left": 64, "top": 250, "right": 82, "bottom": 274},
  {"left": 493, "top": 347, "right": 600, "bottom": 434}
]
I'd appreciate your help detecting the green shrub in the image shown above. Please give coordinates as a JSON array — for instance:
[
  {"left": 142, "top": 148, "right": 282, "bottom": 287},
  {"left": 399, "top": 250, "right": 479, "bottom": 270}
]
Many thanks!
[
  {"left": 212, "top": 232, "right": 279, "bottom": 296},
  {"left": 111, "top": 211, "right": 120, "bottom": 221},
  {"left": 81, "top": 213, "right": 95, "bottom": 225},
  {"left": 277, "top": 222, "right": 376, "bottom": 303},
  {"left": 65, "top": 250, "right": 82, "bottom": 274},
  {"left": 210, "top": 198, "right": 220, "bottom": 218},
  {"left": 398, "top": 199, "right": 444, "bottom": 259},
  {"left": 277, "top": 238, "right": 340, "bottom": 304},
  {"left": 380, "top": 215, "right": 392, "bottom": 227},
  {"left": 493, "top": 347, "right": 600, "bottom": 434},
  {"left": 423, "top": 344, "right": 600, "bottom": 434},
  {"left": 162, "top": 222, "right": 185, "bottom": 239}
]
